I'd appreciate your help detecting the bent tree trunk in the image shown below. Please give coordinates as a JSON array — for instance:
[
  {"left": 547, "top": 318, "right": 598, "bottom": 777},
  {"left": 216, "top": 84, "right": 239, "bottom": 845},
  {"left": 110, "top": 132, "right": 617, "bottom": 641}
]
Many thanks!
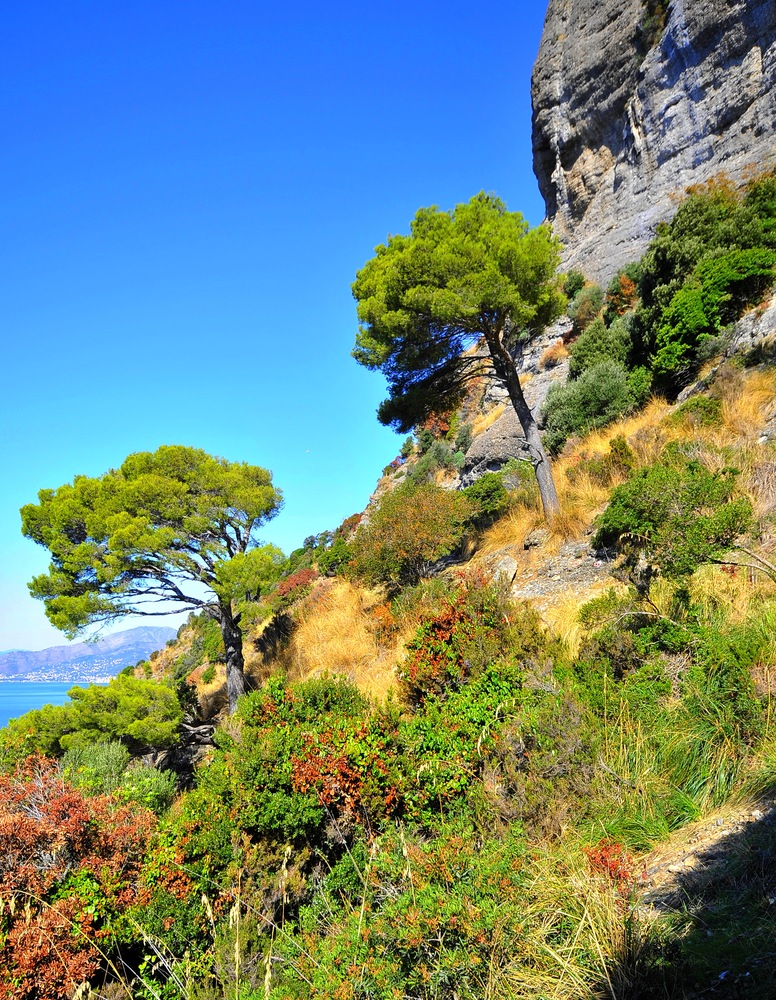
[
  {"left": 485, "top": 325, "right": 561, "bottom": 519},
  {"left": 217, "top": 604, "right": 246, "bottom": 714}
]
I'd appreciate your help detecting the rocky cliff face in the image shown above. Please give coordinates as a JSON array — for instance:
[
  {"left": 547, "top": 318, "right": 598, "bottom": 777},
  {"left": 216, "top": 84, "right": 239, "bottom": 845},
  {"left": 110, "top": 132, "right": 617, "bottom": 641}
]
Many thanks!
[{"left": 532, "top": 0, "right": 776, "bottom": 282}]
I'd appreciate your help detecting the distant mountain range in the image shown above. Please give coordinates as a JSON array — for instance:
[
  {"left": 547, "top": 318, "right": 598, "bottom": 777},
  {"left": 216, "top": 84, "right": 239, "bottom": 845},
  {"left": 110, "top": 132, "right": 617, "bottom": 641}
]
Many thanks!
[{"left": 0, "top": 626, "right": 177, "bottom": 682}]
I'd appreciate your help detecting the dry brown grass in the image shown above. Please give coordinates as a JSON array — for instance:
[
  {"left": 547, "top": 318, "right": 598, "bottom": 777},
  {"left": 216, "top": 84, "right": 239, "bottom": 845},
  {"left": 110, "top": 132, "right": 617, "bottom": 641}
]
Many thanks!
[
  {"left": 472, "top": 402, "right": 506, "bottom": 437},
  {"left": 540, "top": 582, "right": 620, "bottom": 657},
  {"left": 479, "top": 503, "right": 541, "bottom": 555},
  {"left": 546, "top": 504, "right": 588, "bottom": 543},
  {"left": 538, "top": 339, "right": 570, "bottom": 370},
  {"left": 720, "top": 367, "right": 776, "bottom": 440},
  {"left": 280, "top": 579, "right": 401, "bottom": 700},
  {"left": 555, "top": 467, "right": 612, "bottom": 523},
  {"left": 746, "top": 455, "right": 776, "bottom": 518}
]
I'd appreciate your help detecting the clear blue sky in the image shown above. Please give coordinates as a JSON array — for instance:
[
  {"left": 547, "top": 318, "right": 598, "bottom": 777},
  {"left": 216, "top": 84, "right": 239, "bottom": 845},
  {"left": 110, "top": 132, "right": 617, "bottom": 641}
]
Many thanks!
[{"left": 1, "top": 0, "right": 550, "bottom": 651}]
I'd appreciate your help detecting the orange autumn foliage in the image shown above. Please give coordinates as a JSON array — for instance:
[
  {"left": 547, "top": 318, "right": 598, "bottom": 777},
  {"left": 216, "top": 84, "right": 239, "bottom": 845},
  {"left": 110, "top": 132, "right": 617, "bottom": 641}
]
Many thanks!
[{"left": 0, "top": 756, "right": 156, "bottom": 1000}]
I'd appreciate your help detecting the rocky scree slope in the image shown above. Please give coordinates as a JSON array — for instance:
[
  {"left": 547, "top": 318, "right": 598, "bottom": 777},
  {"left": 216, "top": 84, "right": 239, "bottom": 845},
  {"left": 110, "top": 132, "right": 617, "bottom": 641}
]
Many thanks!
[{"left": 532, "top": 0, "right": 776, "bottom": 282}]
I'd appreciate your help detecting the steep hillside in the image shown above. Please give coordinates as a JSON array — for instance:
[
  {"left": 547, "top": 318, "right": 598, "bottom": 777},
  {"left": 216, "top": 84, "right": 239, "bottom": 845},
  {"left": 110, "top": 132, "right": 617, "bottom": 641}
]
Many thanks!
[
  {"left": 532, "top": 0, "right": 776, "bottom": 280},
  {"left": 5, "top": 9, "right": 776, "bottom": 996}
]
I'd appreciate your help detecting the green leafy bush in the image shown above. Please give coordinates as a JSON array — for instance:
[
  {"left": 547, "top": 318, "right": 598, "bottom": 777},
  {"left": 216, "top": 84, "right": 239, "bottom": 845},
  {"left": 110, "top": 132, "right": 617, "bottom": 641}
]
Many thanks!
[
  {"left": 398, "top": 581, "right": 544, "bottom": 707},
  {"left": 454, "top": 421, "right": 473, "bottom": 454},
  {"left": 542, "top": 360, "right": 650, "bottom": 455},
  {"left": 669, "top": 393, "right": 724, "bottom": 427},
  {"left": 500, "top": 457, "right": 541, "bottom": 508},
  {"left": 568, "top": 314, "right": 632, "bottom": 378},
  {"left": 62, "top": 742, "right": 177, "bottom": 814},
  {"left": 61, "top": 740, "right": 130, "bottom": 795},
  {"left": 593, "top": 452, "right": 754, "bottom": 586},
  {"left": 652, "top": 248, "right": 776, "bottom": 376},
  {"left": 563, "top": 269, "right": 586, "bottom": 299},
  {"left": 408, "top": 438, "right": 458, "bottom": 482},
  {"left": 317, "top": 535, "right": 351, "bottom": 576},
  {"left": 350, "top": 481, "right": 472, "bottom": 586},
  {"left": 462, "top": 472, "right": 510, "bottom": 527},
  {"left": 632, "top": 173, "right": 776, "bottom": 387},
  {"left": 1, "top": 674, "right": 183, "bottom": 759},
  {"left": 200, "top": 615, "right": 225, "bottom": 663}
]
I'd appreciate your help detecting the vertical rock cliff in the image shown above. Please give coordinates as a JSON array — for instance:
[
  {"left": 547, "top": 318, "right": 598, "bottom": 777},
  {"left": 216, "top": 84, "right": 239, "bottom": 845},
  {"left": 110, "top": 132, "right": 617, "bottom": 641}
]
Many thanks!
[{"left": 532, "top": 0, "right": 776, "bottom": 282}]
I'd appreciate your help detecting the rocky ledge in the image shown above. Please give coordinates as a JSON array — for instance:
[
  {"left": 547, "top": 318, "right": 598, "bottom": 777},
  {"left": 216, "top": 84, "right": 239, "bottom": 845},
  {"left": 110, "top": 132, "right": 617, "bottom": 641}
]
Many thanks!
[{"left": 532, "top": 0, "right": 776, "bottom": 282}]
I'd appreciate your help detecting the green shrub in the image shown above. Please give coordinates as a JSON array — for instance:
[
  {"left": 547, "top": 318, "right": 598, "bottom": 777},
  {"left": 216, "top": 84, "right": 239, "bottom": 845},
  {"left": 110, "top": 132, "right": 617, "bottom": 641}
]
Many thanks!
[
  {"left": 119, "top": 760, "right": 177, "bottom": 814},
  {"left": 408, "top": 438, "right": 460, "bottom": 482},
  {"left": 563, "top": 269, "right": 586, "bottom": 300},
  {"left": 632, "top": 173, "right": 776, "bottom": 387},
  {"left": 1, "top": 674, "right": 183, "bottom": 757},
  {"left": 454, "top": 422, "right": 473, "bottom": 454},
  {"left": 463, "top": 472, "right": 510, "bottom": 527},
  {"left": 271, "top": 823, "right": 529, "bottom": 1000},
  {"left": 317, "top": 535, "right": 351, "bottom": 576},
  {"left": 500, "top": 457, "right": 541, "bottom": 508},
  {"left": 416, "top": 426, "right": 435, "bottom": 454},
  {"left": 61, "top": 739, "right": 176, "bottom": 814},
  {"left": 200, "top": 616, "right": 225, "bottom": 663},
  {"left": 389, "top": 577, "right": 454, "bottom": 628},
  {"left": 398, "top": 582, "right": 543, "bottom": 707},
  {"left": 593, "top": 453, "right": 754, "bottom": 587},
  {"left": 652, "top": 248, "right": 776, "bottom": 377},
  {"left": 61, "top": 740, "right": 130, "bottom": 795},
  {"left": 568, "top": 283, "right": 604, "bottom": 334},
  {"left": 350, "top": 481, "right": 472, "bottom": 586},
  {"left": 542, "top": 360, "right": 648, "bottom": 455},
  {"left": 670, "top": 394, "right": 724, "bottom": 427},
  {"left": 568, "top": 314, "right": 632, "bottom": 378}
]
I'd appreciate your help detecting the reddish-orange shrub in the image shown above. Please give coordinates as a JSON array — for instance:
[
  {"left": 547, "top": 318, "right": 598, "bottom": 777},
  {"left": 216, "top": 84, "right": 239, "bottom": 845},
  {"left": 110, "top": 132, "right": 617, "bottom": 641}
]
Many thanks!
[
  {"left": 583, "top": 838, "right": 640, "bottom": 898},
  {"left": 276, "top": 567, "right": 319, "bottom": 599},
  {"left": 420, "top": 412, "right": 452, "bottom": 439},
  {"left": 370, "top": 603, "right": 396, "bottom": 639},
  {"left": 0, "top": 756, "right": 156, "bottom": 1000},
  {"left": 606, "top": 274, "right": 638, "bottom": 317}
]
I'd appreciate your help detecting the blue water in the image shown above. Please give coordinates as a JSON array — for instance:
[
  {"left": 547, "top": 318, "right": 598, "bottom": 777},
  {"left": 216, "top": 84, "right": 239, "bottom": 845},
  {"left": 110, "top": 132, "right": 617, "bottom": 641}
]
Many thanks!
[{"left": 0, "top": 682, "right": 75, "bottom": 730}]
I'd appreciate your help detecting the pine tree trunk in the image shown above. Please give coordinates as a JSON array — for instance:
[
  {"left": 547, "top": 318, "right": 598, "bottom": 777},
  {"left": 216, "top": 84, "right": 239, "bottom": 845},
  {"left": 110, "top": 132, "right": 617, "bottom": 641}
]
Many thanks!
[
  {"left": 218, "top": 605, "right": 246, "bottom": 714},
  {"left": 485, "top": 326, "right": 561, "bottom": 519}
]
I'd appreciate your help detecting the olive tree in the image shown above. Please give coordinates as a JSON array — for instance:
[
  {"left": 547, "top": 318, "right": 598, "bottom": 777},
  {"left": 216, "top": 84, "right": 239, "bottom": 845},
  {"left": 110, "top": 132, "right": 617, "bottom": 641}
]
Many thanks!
[
  {"left": 352, "top": 192, "right": 565, "bottom": 516},
  {"left": 21, "top": 445, "right": 284, "bottom": 714}
]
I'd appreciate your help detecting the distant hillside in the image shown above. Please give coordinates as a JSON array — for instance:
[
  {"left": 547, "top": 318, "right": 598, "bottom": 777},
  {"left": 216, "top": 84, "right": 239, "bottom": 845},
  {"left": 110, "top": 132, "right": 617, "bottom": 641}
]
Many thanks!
[{"left": 0, "top": 626, "right": 177, "bottom": 682}]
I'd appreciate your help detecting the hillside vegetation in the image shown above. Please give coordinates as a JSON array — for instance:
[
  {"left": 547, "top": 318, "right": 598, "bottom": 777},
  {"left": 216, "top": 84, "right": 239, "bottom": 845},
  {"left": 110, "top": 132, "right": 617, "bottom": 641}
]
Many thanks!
[{"left": 2, "top": 174, "right": 776, "bottom": 999}]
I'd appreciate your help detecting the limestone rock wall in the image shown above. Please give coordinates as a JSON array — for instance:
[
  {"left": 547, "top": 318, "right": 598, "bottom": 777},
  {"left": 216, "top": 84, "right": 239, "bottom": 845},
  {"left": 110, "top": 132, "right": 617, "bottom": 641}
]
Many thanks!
[{"left": 532, "top": 0, "right": 776, "bottom": 283}]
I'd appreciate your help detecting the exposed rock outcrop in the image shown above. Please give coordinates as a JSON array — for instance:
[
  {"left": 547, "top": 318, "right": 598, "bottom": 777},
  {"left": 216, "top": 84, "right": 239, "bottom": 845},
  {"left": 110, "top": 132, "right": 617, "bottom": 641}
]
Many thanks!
[
  {"left": 532, "top": 0, "right": 776, "bottom": 283},
  {"left": 460, "top": 317, "right": 572, "bottom": 485}
]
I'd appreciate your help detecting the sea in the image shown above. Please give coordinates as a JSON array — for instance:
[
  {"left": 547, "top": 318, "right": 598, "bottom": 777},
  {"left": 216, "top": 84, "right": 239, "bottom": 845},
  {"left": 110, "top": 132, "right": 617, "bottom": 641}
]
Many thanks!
[{"left": 0, "top": 682, "right": 75, "bottom": 730}]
